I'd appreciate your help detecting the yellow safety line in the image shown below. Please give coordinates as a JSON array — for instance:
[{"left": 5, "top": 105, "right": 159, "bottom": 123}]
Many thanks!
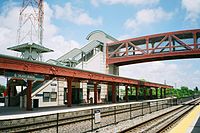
[{"left": 169, "top": 104, "right": 200, "bottom": 133}]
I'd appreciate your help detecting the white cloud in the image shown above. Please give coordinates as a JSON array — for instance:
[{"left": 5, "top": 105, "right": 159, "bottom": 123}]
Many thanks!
[
  {"left": 117, "top": 34, "right": 132, "bottom": 40},
  {"left": 182, "top": 0, "right": 200, "bottom": 24},
  {"left": 42, "top": 2, "right": 81, "bottom": 60},
  {"left": 120, "top": 60, "right": 200, "bottom": 89},
  {"left": 124, "top": 7, "right": 172, "bottom": 33},
  {"left": 53, "top": 2, "right": 102, "bottom": 26},
  {"left": 0, "top": 6, "right": 20, "bottom": 56},
  {"left": 91, "top": 0, "right": 159, "bottom": 6},
  {"left": 0, "top": 2, "right": 81, "bottom": 61}
]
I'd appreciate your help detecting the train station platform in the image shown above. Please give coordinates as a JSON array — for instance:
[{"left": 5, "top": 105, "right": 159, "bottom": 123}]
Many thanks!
[{"left": 169, "top": 104, "right": 200, "bottom": 133}]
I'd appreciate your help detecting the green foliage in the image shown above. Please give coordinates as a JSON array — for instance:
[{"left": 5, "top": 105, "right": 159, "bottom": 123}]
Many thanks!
[
  {"left": 126, "top": 85, "right": 200, "bottom": 99},
  {"left": 0, "top": 84, "right": 6, "bottom": 97},
  {"left": 170, "top": 86, "right": 199, "bottom": 98}
]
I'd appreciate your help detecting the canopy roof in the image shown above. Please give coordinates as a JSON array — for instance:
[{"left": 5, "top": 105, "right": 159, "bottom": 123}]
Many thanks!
[
  {"left": 81, "top": 40, "right": 103, "bottom": 54},
  {"left": 7, "top": 43, "right": 54, "bottom": 53}
]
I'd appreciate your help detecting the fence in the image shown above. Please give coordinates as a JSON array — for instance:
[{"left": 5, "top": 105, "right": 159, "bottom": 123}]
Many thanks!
[{"left": 0, "top": 98, "right": 178, "bottom": 133}]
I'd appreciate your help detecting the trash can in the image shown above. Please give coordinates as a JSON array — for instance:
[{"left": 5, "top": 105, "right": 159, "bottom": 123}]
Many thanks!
[{"left": 33, "top": 99, "right": 39, "bottom": 108}]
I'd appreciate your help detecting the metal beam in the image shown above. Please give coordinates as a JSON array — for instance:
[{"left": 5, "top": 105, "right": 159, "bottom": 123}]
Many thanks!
[
  {"left": 164, "top": 88, "right": 166, "bottom": 98},
  {"left": 107, "top": 29, "right": 200, "bottom": 46},
  {"left": 143, "top": 87, "right": 146, "bottom": 100},
  {"left": 0, "top": 55, "right": 172, "bottom": 89},
  {"left": 94, "top": 82, "right": 98, "bottom": 104},
  {"left": 112, "top": 84, "right": 116, "bottom": 103},
  {"left": 136, "top": 85, "right": 139, "bottom": 101},
  {"left": 107, "top": 50, "right": 200, "bottom": 66},
  {"left": 26, "top": 80, "right": 32, "bottom": 111},
  {"left": 67, "top": 78, "right": 72, "bottom": 107},
  {"left": 107, "top": 29, "right": 200, "bottom": 66},
  {"left": 156, "top": 88, "right": 158, "bottom": 99},
  {"left": 149, "top": 88, "right": 152, "bottom": 99},
  {"left": 7, "top": 82, "right": 10, "bottom": 106},
  {"left": 125, "top": 85, "right": 128, "bottom": 102}
]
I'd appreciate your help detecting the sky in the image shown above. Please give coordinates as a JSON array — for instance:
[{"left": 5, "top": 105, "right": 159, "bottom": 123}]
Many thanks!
[{"left": 0, "top": 0, "right": 200, "bottom": 89}]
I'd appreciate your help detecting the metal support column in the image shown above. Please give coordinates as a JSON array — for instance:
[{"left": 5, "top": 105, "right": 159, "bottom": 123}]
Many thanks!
[
  {"left": 94, "top": 82, "right": 98, "bottom": 104},
  {"left": 149, "top": 88, "right": 152, "bottom": 99},
  {"left": 156, "top": 88, "right": 158, "bottom": 99},
  {"left": 87, "top": 89, "right": 90, "bottom": 103},
  {"left": 143, "top": 87, "right": 146, "bottom": 100},
  {"left": 125, "top": 85, "right": 128, "bottom": 102},
  {"left": 112, "top": 84, "right": 116, "bottom": 103},
  {"left": 164, "top": 88, "right": 166, "bottom": 98},
  {"left": 160, "top": 88, "right": 163, "bottom": 98},
  {"left": 194, "top": 32, "right": 197, "bottom": 49},
  {"left": 67, "top": 78, "right": 72, "bottom": 107},
  {"left": 26, "top": 80, "right": 32, "bottom": 111},
  {"left": 136, "top": 85, "right": 139, "bottom": 101},
  {"left": 7, "top": 82, "right": 10, "bottom": 106}
]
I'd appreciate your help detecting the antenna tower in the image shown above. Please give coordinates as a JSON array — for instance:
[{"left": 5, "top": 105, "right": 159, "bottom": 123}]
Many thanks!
[
  {"left": 17, "top": 0, "right": 44, "bottom": 45},
  {"left": 8, "top": 0, "right": 53, "bottom": 61}
]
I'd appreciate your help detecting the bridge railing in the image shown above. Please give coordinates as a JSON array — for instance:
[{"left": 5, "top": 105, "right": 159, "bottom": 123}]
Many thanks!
[{"left": 107, "top": 29, "right": 200, "bottom": 60}]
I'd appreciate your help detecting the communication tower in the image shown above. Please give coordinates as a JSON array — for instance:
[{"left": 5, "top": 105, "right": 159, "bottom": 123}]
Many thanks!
[{"left": 7, "top": 0, "right": 53, "bottom": 61}]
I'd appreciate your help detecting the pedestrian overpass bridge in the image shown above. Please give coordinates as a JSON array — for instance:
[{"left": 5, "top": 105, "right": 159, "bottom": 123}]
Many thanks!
[{"left": 107, "top": 29, "right": 200, "bottom": 66}]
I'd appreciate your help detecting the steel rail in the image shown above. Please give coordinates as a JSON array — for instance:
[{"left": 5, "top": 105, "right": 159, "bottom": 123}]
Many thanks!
[
  {"left": 121, "top": 98, "right": 200, "bottom": 133},
  {"left": 156, "top": 101, "right": 200, "bottom": 133}
]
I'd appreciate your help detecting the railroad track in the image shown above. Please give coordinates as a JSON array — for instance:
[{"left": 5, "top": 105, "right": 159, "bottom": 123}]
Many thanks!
[{"left": 121, "top": 98, "right": 200, "bottom": 133}]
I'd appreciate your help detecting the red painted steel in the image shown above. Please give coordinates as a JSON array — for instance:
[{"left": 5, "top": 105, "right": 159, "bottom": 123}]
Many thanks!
[
  {"left": 27, "top": 80, "right": 32, "bottom": 111},
  {"left": 67, "top": 78, "right": 72, "bottom": 107},
  {"left": 125, "top": 85, "right": 128, "bottom": 102},
  {"left": 143, "top": 88, "right": 147, "bottom": 100},
  {"left": 164, "top": 88, "right": 166, "bottom": 98},
  {"left": 156, "top": 88, "right": 158, "bottom": 99},
  {"left": 112, "top": 84, "right": 116, "bottom": 103},
  {"left": 7, "top": 83, "right": 10, "bottom": 106},
  {"left": 94, "top": 83, "right": 98, "bottom": 104},
  {"left": 107, "top": 29, "right": 200, "bottom": 66},
  {"left": 160, "top": 88, "right": 163, "bottom": 98},
  {"left": 0, "top": 55, "right": 172, "bottom": 88},
  {"left": 136, "top": 85, "right": 139, "bottom": 101},
  {"left": 149, "top": 89, "right": 152, "bottom": 99}
]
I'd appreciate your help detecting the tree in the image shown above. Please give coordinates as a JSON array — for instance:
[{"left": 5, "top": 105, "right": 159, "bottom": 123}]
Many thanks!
[{"left": 195, "top": 86, "right": 198, "bottom": 92}]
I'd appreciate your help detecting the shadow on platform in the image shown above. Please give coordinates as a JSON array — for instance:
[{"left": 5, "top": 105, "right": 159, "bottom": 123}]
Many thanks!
[{"left": 192, "top": 116, "right": 200, "bottom": 133}]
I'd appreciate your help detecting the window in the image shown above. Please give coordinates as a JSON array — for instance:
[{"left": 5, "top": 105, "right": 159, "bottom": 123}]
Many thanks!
[
  {"left": 51, "top": 92, "right": 57, "bottom": 102},
  {"left": 43, "top": 92, "right": 50, "bottom": 102},
  {"left": 43, "top": 92, "right": 57, "bottom": 102}
]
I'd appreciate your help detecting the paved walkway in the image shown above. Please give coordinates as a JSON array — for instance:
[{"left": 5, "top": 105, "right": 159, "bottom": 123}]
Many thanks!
[
  {"left": 0, "top": 101, "right": 139, "bottom": 120},
  {"left": 169, "top": 104, "right": 200, "bottom": 133}
]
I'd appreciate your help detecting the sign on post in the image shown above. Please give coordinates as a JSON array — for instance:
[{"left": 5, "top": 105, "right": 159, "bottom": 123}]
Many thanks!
[
  {"left": 5, "top": 72, "right": 44, "bottom": 81},
  {"left": 94, "top": 109, "right": 101, "bottom": 124}
]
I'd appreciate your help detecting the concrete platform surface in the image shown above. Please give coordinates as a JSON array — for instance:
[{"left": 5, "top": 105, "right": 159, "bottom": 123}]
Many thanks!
[
  {"left": 169, "top": 104, "right": 200, "bottom": 133},
  {"left": 0, "top": 98, "right": 168, "bottom": 120}
]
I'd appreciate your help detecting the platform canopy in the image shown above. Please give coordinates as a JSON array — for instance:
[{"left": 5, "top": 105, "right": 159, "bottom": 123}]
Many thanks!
[
  {"left": 7, "top": 43, "right": 53, "bottom": 53},
  {"left": 7, "top": 43, "right": 53, "bottom": 60}
]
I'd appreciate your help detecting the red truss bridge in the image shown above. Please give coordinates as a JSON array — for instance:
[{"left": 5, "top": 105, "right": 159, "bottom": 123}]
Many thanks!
[{"left": 107, "top": 29, "right": 200, "bottom": 66}]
